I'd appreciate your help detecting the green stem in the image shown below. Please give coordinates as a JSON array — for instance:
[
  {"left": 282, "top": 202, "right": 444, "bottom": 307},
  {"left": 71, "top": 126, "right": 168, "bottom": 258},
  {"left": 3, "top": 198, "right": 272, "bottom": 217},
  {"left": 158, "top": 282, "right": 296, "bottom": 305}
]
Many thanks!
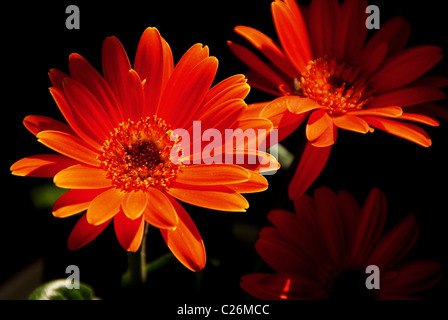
[{"left": 126, "top": 224, "right": 148, "bottom": 287}]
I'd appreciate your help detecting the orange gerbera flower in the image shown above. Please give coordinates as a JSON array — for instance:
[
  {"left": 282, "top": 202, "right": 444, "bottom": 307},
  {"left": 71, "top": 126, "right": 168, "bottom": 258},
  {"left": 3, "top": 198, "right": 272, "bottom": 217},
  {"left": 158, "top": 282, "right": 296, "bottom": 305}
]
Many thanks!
[
  {"left": 229, "top": 0, "right": 448, "bottom": 199},
  {"left": 10, "top": 27, "right": 275, "bottom": 272},
  {"left": 241, "top": 187, "right": 443, "bottom": 300}
]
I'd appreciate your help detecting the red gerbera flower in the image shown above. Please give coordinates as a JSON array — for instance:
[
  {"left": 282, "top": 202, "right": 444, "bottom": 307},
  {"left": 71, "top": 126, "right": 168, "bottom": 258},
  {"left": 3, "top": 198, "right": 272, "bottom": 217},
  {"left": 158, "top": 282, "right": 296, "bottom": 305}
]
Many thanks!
[
  {"left": 10, "top": 27, "right": 276, "bottom": 272},
  {"left": 241, "top": 187, "right": 443, "bottom": 299},
  {"left": 229, "top": 0, "right": 448, "bottom": 199}
]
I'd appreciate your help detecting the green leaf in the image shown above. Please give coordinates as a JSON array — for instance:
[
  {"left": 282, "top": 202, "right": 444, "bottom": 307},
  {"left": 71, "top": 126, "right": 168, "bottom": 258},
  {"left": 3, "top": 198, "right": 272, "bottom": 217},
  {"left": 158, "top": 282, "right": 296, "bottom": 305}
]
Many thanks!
[
  {"left": 30, "top": 183, "right": 67, "bottom": 209},
  {"left": 28, "top": 279, "right": 99, "bottom": 300}
]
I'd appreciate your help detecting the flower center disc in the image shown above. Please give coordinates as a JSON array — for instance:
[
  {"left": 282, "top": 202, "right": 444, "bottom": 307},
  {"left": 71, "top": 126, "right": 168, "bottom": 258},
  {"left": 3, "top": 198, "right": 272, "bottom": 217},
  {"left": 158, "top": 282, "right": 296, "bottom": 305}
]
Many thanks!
[
  {"left": 296, "top": 56, "right": 374, "bottom": 116},
  {"left": 99, "top": 116, "right": 182, "bottom": 192}
]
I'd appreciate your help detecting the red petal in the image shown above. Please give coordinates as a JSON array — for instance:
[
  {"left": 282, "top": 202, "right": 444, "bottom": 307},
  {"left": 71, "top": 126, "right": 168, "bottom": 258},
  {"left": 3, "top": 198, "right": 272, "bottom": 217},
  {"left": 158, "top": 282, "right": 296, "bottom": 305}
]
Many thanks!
[
  {"left": 308, "top": 0, "right": 339, "bottom": 59},
  {"left": 53, "top": 188, "right": 107, "bottom": 218},
  {"left": 68, "top": 214, "right": 111, "bottom": 250},
  {"left": 134, "top": 27, "right": 174, "bottom": 116},
  {"left": 349, "top": 188, "right": 387, "bottom": 266},
  {"left": 101, "top": 36, "right": 132, "bottom": 112},
  {"left": 11, "top": 154, "right": 78, "bottom": 178},
  {"left": 271, "top": 0, "right": 312, "bottom": 74},
  {"left": 234, "top": 25, "right": 296, "bottom": 78},
  {"left": 114, "top": 210, "right": 145, "bottom": 252},
  {"left": 371, "top": 46, "right": 443, "bottom": 93},
  {"left": 160, "top": 197, "right": 206, "bottom": 272},
  {"left": 288, "top": 142, "right": 332, "bottom": 200},
  {"left": 143, "top": 189, "right": 178, "bottom": 230},
  {"left": 367, "top": 86, "right": 446, "bottom": 109},
  {"left": 24, "top": 115, "right": 75, "bottom": 136},
  {"left": 63, "top": 78, "right": 114, "bottom": 142},
  {"left": 227, "top": 41, "right": 289, "bottom": 89},
  {"left": 367, "top": 215, "right": 419, "bottom": 270},
  {"left": 162, "top": 57, "right": 218, "bottom": 129},
  {"left": 68, "top": 53, "right": 122, "bottom": 126}
]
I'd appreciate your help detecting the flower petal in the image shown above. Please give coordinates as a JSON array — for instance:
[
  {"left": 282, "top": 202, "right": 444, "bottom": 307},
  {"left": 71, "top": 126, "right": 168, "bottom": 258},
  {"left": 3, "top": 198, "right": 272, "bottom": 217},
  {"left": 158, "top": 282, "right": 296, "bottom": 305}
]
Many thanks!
[
  {"left": 272, "top": 0, "right": 312, "bottom": 73},
  {"left": 333, "top": 115, "right": 370, "bottom": 133},
  {"left": 143, "top": 189, "right": 178, "bottom": 230},
  {"left": 234, "top": 25, "right": 296, "bottom": 78},
  {"left": 86, "top": 188, "right": 125, "bottom": 225},
  {"left": 175, "top": 164, "right": 250, "bottom": 186},
  {"left": 288, "top": 142, "right": 332, "bottom": 200},
  {"left": 53, "top": 188, "right": 108, "bottom": 218},
  {"left": 349, "top": 188, "right": 387, "bottom": 266},
  {"left": 114, "top": 210, "right": 145, "bottom": 252},
  {"left": 227, "top": 40, "right": 289, "bottom": 89},
  {"left": 11, "top": 154, "right": 78, "bottom": 178},
  {"left": 363, "top": 116, "right": 432, "bottom": 147},
  {"left": 226, "top": 170, "right": 268, "bottom": 194},
  {"left": 306, "top": 109, "right": 333, "bottom": 142},
  {"left": 371, "top": 46, "right": 443, "bottom": 93},
  {"left": 160, "top": 197, "right": 206, "bottom": 272},
  {"left": 122, "top": 191, "right": 148, "bottom": 220},
  {"left": 367, "top": 86, "right": 446, "bottom": 109},
  {"left": 134, "top": 27, "right": 174, "bottom": 116},
  {"left": 67, "top": 214, "right": 111, "bottom": 250},
  {"left": 398, "top": 113, "right": 439, "bottom": 127},
  {"left": 348, "top": 106, "right": 403, "bottom": 117},
  {"left": 54, "top": 164, "right": 112, "bottom": 189},
  {"left": 23, "top": 115, "right": 75, "bottom": 136},
  {"left": 167, "top": 183, "right": 248, "bottom": 212},
  {"left": 68, "top": 53, "right": 123, "bottom": 126},
  {"left": 367, "top": 215, "right": 419, "bottom": 270},
  {"left": 101, "top": 36, "right": 132, "bottom": 112},
  {"left": 36, "top": 130, "right": 100, "bottom": 166}
]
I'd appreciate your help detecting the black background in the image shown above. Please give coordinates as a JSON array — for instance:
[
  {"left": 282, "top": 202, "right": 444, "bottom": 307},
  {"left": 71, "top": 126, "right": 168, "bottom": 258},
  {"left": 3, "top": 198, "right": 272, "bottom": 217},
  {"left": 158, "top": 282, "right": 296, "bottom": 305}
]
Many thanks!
[{"left": 1, "top": 0, "right": 447, "bottom": 306}]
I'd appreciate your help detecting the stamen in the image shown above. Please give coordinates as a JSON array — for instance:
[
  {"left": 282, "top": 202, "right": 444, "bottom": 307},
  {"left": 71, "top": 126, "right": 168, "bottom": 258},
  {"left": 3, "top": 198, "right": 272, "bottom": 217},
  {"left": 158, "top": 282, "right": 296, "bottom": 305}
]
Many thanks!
[
  {"left": 296, "top": 56, "right": 374, "bottom": 116},
  {"left": 99, "top": 116, "right": 183, "bottom": 192}
]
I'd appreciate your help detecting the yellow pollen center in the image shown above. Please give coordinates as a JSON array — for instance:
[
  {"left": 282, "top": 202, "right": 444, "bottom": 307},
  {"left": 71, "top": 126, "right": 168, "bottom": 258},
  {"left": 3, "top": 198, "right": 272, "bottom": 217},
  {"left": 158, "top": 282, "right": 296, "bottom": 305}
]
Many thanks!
[
  {"left": 295, "top": 56, "right": 374, "bottom": 116},
  {"left": 99, "top": 116, "right": 182, "bottom": 192}
]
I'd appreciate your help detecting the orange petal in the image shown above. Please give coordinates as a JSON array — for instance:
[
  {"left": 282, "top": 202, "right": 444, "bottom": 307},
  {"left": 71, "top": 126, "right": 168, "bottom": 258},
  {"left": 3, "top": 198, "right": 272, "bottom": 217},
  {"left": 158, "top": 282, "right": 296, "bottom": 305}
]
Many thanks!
[
  {"left": 348, "top": 106, "right": 403, "bottom": 117},
  {"left": 288, "top": 142, "right": 332, "bottom": 200},
  {"left": 398, "top": 113, "right": 439, "bottom": 127},
  {"left": 175, "top": 164, "right": 250, "bottom": 186},
  {"left": 333, "top": 115, "right": 370, "bottom": 133},
  {"left": 86, "top": 188, "right": 124, "bottom": 225},
  {"left": 203, "top": 75, "right": 250, "bottom": 109},
  {"left": 68, "top": 214, "right": 111, "bottom": 250},
  {"left": 167, "top": 183, "right": 248, "bottom": 212},
  {"left": 143, "top": 189, "right": 178, "bottom": 230},
  {"left": 306, "top": 109, "right": 333, "bottom": 142},
  {"left": 160, "top": 197, "right": 206, "bottom": 272},
  {"left": 363, "top": 116, "right": 432, "bottom": 147},
  {"left": 114, "top": 211, "right": 145, "bottom": 252},
  {"left": 10, "top": 154, "right": 78, "bottom": 177},
  {"left": 24, "top": 115, "right": 75, "bottom": 136},
  {"left": 310, "top": 123, "right": 338, "bottom": 147},
  {"left": 37, "top": 130, "right": 100, "bottom": 166},
  {"left": 122, "top": 191, "right": 148, "bottom": 220},
  {"left": 226, "top": 171, "right": 268, "bottom": 194},
  {"left": 53, "top": 188, "right": 107, "bottom": 218},
  {"left": 54, "top": 164, "right": 112, "bottom": 189}
]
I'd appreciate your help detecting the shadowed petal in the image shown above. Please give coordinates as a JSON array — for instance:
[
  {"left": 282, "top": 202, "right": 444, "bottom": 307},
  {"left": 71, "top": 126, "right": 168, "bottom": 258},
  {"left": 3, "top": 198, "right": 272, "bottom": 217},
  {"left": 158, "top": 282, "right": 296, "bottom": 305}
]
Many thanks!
[
  {"left": 114, "top": 211, "right": 145, "bottom": 252},
  {"left": 68, "top": 214, "right": 111, "bottom": 250},
  {"left": 11, "top": 154, "right": 79, "bottom": 178}
]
